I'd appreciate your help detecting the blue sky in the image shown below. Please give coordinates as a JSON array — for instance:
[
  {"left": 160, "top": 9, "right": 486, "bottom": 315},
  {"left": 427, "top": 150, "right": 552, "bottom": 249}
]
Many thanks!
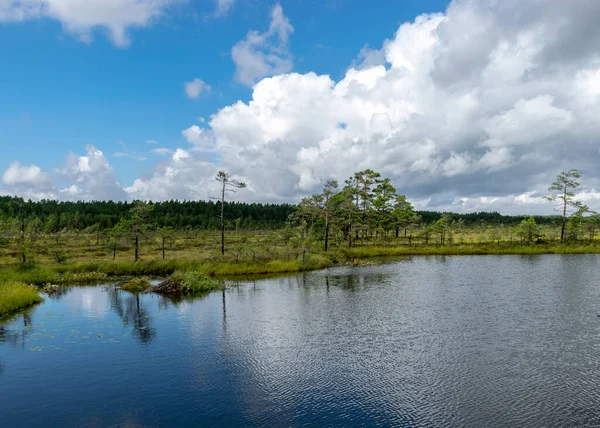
[
  {"left": 0, "top": 0, "right": 448, "bottom": 186},
  {"left": 2, "top": 0, "right": 600, "bottom": 214}
]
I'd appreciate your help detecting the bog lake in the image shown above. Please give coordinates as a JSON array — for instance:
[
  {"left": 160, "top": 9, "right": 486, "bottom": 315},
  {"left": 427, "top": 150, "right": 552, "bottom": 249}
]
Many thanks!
[{"left": 2, "top": 255, "right": 600, "bottom": 427}]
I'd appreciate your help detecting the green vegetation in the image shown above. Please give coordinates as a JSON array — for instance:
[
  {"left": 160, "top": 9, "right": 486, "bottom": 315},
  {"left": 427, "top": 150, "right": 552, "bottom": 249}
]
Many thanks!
[
  {"left": 0, "top": 265, "right": 107, "bottom": 286},
  {"left": 0, "top": 281, "right": 43, "bottom": 316},
  {"left": 169, "top": 270, "right": 222, "bottom": 294},
  {"left": 1, "top": 168, "right": 599, "bottom": 315},
  {"left": 0, "top": 196, "right": 295, "bottom": 231},
  {"left": 118, "top": 277, "right": 152, "bottom": 293}
]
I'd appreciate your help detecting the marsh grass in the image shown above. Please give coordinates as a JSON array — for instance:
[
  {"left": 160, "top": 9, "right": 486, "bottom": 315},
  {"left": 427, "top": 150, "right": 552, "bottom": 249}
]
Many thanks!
[
  {"left": 341, "top": 243, "right": 600, "bottom": 258},
  {"left": 119, "top": 277, "right": 152, "bottom": 293},
  {"left": 2, "top": 239, "right": 600, "bottom": 315},
  {"left": 1, "top": 239, "right": 600, "bottom": 289},
  {"left": 170, "top": 270, "right": 223, "bottom": 294},
  {"left": 0, "top": 281, "right": 43, "bottom": 316}
]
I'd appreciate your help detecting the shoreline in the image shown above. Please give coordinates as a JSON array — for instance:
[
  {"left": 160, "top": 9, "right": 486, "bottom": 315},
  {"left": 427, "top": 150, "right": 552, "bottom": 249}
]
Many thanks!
[{"left": 2, "top": 242, "right": 600, "bottom": 316}]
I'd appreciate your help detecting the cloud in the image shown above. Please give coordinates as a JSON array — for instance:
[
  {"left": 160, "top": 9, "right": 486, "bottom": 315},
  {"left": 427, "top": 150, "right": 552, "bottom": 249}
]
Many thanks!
[
  {"left": 5, "top": 0, "right": 600, "bottom": 215},
  {"left": 0, "top": 0, "right": 184, "bottom": 47},
  {"left": 181, "top": 125, "right": 215, "bottom": 151},
  {"left": 231, "top": 3, "right": 294, "bottom": 86},
  {"left": 352, "top": 44, "right": 386, "bottom": 70},
  {"left": 151, "top": 147, "right": 173, "bottom": 156},
  {"left": 113, "top": 152, "right": 148, "bottom": 161},
  {"left": 125, "top": 149, "right": 220, "bottom": 201},
  {"left": 2, "top": 162, "right": 52, "bottom": 188},
  {"left": 184, "top": 78, "right": 211, "bottom": 99},
  {"left": 214, "top": 0, "right": 234, "bottom": 17},
  {"left": 146, "top": 140, "right": 158, "bottom": 145},
  {"left": 481, "top": 96, "right": 574, "bottom": 148},
  {"left": 58, "top": 145, "right": 128, "bottom": 200}
]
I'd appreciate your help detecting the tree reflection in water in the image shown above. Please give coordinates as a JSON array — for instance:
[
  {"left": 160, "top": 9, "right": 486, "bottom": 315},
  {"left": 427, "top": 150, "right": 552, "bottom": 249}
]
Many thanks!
[
  {"left": 0, "top": 310, "right": 34, "bottom": 349},
  {"left": 0, "top": 310, "right": 35, "bottom": 376},
  {"left": 107, "top": 286, "right": 156, "bottom": 345}
]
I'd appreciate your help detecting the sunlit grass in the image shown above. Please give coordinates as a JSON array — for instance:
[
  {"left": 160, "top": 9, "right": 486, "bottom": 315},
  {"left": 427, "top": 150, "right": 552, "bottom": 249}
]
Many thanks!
[
  {"left": 2, "top": 229, "right": 600, "bottom": 287},
  {"left": 0, "top": 281, "right": 43, "bottom": 316}
]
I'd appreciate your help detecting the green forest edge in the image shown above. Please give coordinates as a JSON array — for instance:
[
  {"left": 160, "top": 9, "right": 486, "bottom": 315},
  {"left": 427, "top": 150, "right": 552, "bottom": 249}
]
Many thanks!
[{"left": 1, "top": 168, "right": 596, "bottom": 316}]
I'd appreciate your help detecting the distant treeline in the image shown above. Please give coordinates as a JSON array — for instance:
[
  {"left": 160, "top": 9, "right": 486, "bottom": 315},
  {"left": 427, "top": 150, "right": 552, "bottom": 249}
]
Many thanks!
[
  {"left": 416, "top": 211, "right": 561, "bottom": 226},
  {"left": 0, "top": 197, "right": 295, "bottom": 231},
  {"left": 0, "top": 196, "right": 560, "bottom": 231}
]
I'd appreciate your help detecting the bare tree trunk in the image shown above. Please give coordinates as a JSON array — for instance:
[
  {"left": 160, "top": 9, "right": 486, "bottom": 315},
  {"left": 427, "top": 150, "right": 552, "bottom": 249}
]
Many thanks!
[
  {"left": 220, "top": 182, "right": 225, "bottom": 256},
  {"left": 561, "top": 186, "right": 567, "bottom": 243},
  {"left": 20, "top": 216, "right": 26, "bottom": 264}
]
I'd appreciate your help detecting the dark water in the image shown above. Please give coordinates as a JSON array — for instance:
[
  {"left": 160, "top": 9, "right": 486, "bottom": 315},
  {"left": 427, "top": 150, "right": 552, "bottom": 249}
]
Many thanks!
[{"left": 2, "top": 255, "right": 600, "bottom": 427}]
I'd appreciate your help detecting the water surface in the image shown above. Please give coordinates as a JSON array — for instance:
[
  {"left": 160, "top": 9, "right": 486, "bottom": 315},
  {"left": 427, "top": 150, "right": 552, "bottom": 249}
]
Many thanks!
[{"left": 2, "top": 255, "right": 600, "bottom": 427}]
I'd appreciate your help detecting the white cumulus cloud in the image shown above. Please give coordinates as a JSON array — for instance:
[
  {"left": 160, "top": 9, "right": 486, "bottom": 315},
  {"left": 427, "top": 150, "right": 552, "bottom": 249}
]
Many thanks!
[
  {"left": 58, "top": 145, "right": 128, "bottom": 200},
  {"left": 231, "top": 3, "right": 294, "bottom": 86},
  {"left": 181, "top": 125, "right": 215, "bottom": 151},
  {"left": 2, "top": 161, "right": 52, "bottom": 188},
  {"left": 6, "top": 0, "right": 600, "bottom": 215},
  {"left": 0, "top": 0, "right": 184, "bottom": 46}
]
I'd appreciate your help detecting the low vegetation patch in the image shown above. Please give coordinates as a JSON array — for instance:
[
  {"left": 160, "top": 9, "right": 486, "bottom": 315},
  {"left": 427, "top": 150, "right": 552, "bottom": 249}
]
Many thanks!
[
  {"left": 2, "top": 242, "right": 600, "bottom": 288},
  {"left": 56, "top": 271, "right": 108, "bottom": 285},
  {"left": 118, "top": 277, "right": 152, "bottom": 293},
  {"left": 152, "top": 270, "right": 222, "bottom": 295},
  {"left": 0, "top": 281, "right": 43, "bottom": 316}
]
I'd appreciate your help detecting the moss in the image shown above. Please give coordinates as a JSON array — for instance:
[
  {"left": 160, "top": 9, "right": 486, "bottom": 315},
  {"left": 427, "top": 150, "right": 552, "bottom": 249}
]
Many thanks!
[{"left": 0, "top": 281, "right": 43, "bottom": 316}]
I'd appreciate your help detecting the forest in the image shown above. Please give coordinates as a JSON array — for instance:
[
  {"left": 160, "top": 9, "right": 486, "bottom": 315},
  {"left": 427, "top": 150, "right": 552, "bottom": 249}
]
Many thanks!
[{"left": 0, "top": 195, "right": 560, "bottom": 233}]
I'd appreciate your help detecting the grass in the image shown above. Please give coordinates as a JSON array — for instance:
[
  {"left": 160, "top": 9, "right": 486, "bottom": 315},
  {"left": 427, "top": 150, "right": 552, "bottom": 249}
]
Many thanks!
[
  {"left": 2, "top": 242, "right": 600, "bottom": 285},
  {"left": 340, "top": 242, "right": 600, "bottom": 257},
  {"left": 118, "top": 277, "right": 152, "bottom": 293},
  {"left": 169, "top": 270, "right": 223, "bottom": 294},
  {"left": 0, "top": 231, "right": 600, "bottom": 310},
  {"left": 0, "top": 264, "right": 108, "bottom": 286},
  {"left": 0, "top": 281, "right": 43, "bottom": 316}
]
